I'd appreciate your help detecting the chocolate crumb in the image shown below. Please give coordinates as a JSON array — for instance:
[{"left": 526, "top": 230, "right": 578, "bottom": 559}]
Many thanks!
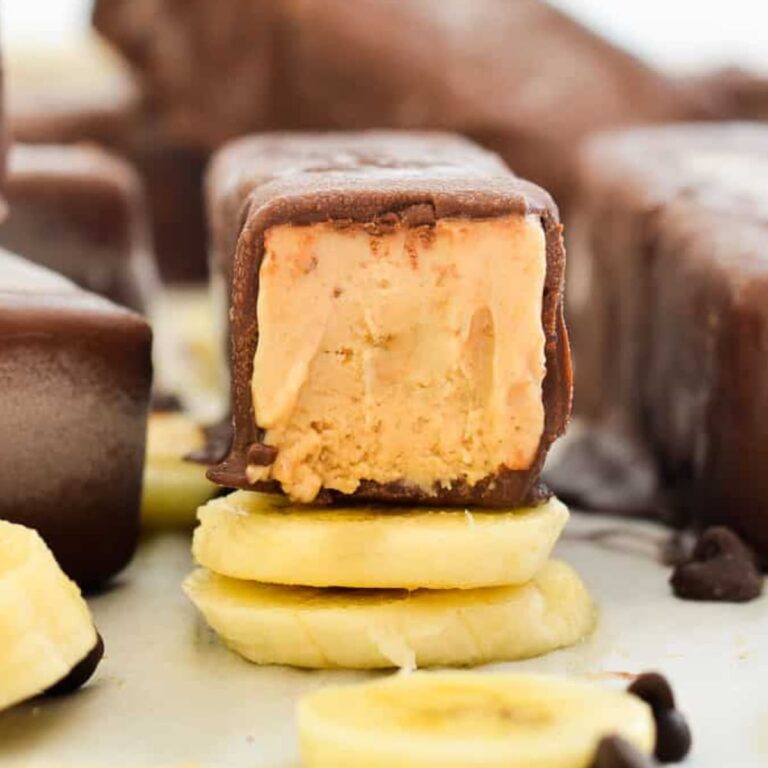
[
  {"left": 185, "top": 420, "right": 233, "bottom": 466},
  {"left": 628, "top": 672, "right": 692, "bottom": 763},
  {"left": 628, "top": 672, "right": 676, "bottom": 711},
  {"left": 246, "top": 442, "right": 278, "bottom": 466},
  {"left": 670, "top": 526, "right": 763, "bottom": 602},
  {"left": 591, "top": 735, "right": 651, "bottom": 768},
  {"left": 654, "top": 708, "right": 692, "bottom": 764},
  {"left": 44, "top": 632, "right": 104, "bottom": 697},
  {"left": 400, "top": 203, "right": 436, "bottom": 227},
  {"left": 365, "top": 212, "right": 400, "bottom": 235}
]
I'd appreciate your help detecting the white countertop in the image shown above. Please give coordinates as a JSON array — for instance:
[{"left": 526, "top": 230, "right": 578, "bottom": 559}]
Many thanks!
[{"left": 1, "top": 511, "right": 765, "bottom": 767}]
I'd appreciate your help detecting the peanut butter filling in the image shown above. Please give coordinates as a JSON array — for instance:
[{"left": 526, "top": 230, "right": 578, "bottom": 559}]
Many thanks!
[{"left": 249, "top": 214, "right": 547, "bottom": 502}]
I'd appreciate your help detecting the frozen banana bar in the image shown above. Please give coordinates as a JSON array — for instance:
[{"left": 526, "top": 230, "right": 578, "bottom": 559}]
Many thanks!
[
  {"left": 0, "top": 250, "right": 152, "bottom": 585},
  {"left": 0, "top": 143, "right": 157, "bottom": 313},
  {"left": 207, "top": 131, "right": 572, "bottom": 506},
  {"left": 573, "top": 122, "right": 768, "bottom": 557}
]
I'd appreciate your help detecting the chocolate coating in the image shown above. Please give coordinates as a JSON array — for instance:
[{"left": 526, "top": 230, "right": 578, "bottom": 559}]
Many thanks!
[
  {"left": 572, "top": 123, "right": 768, "bottom": 556},
  {"left": 0, "top": 250, "right": 152, "bottom": 585},
  {"left": 206, "top": 131, "right": 572, "bottom": 506},
  {"left": 628, "top": 673, "right": 692, "bottom": 764},
  {"left": 591, "top": 736, "right": 651, "bottom": 768},
  {"left": 671, "top": 526, "right": 763, "bottom": 602},
  {"left": 0, "top": 143, "right": 157, "bottom": 312},
  {"left": 44, "top": 632, "right": 104, "bottom": 697}
]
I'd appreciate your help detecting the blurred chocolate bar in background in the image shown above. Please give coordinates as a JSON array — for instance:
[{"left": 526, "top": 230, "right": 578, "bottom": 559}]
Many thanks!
[
  {"left": 92, "top": 0, "right": 280, "bottom": 149},
  {"left": 0, "top": 250, "right": 152, "bottom": 585},
  {"left": 93, "top": 0, "right": 702, "bottom": 212},
  {"left": 686, "top": 68, "right": 768, "bottom": 122},
  {"left": 5, "top": 34, "right": 138, "bottom": 146},
  {"left": 6, "top": 34, "right": 208, "bottom": 283},
  {"left": 568, "top": 122, "right": 768, "bottom": 555},
  {"left": 0, "top": 143, "right": 157, "bottom": 312}
]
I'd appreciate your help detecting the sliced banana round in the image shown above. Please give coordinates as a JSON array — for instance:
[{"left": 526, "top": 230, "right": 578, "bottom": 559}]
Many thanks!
[
  {"left": 0, "top": 521, "right": 99, "bottom": 711},
  {"left": 193, "top": 490, "right": 568, "bottom": 589},
  {"left": 141, "top": 412, "right": 217, "bottom": 528},
  {"left": 298, "top": 672, "right": 654, "bottom": 768},
  {"left": 183, "top": 560, "right": 595, "bottom": 669}
]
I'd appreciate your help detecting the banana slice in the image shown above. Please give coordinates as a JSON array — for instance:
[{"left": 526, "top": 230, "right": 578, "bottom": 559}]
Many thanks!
[
  {"left": 0, "top": 521, "right": 100, "bottom": 711},
  {"left": 141, "top": 412, "right": 217, "bottom": 528},
  {"left": 298, "top": 672, "right": 654, "bottom": 768},
  {"left": 193, "top": 491, "right": 568, "bottom": 589},
  {"left": 183, "top": 560, "right": 595, "bottom": 669}
]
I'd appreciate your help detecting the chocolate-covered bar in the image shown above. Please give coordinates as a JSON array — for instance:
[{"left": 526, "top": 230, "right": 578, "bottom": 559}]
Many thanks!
[
  {"left": 6, "top": 35, "right": 138, "bottom": 146},
  {"left": 121, "top": 126, "right": 209, "bottom": 283},
  {"left": 92, "top": 0, "right": 279, "bottom": 149},
  {"left": 0, "top": 144, "right": 157, "bottom": 312},
  {"left": 207, "top": 131, "right": 572, "bottom": 506},
  {"left": 686, "top": 68, "right": 768, "bottom": 123},
  {"left": 573, "top": 123, "right": 768, "bottom": 555},
  {"left": 7, "top": 36, "right": 208, "bottom": 283},
  {"left": 0, "top": 250, "right": 152, "bottom": 585},
  {"left": 94, "top": 0, "right": 694, "bottom": 208}
]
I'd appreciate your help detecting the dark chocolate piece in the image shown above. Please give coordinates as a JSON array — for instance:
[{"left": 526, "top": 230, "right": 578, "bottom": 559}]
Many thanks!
[
  {"left": 0, "top": 250, "right": 152, "bottom": 585},
  {"left": 572, "top": 123, "right": 768, "bottom": 556},
  {"left": 0, "top": 144, "right": 158, "bottom": 312},
  {"left": 671, "top": 526, "right": 763, "bottom": 602},
  {"left": 591, "top": 736, "right": 651, "bottom": 768},
  {"left": 44, "top": 632, "right": 104, "bottom": 697},
  {"left": 247, "top": 443, "right": 277, "bottom": 467},
  {"left": 628, "top": 673, "right": 676, "bottom": 712},
  {"left": 653, "top": 709, "right": 693, "bottom": 764},
  {"left": 206, "top": 131, "right": 571, "bottom": 506},
  {"left": 93, "top": 0, "right": 700, "bottom": 210},
  {"left": 628, "top": 673, "right": 692, "bottom": 764}
]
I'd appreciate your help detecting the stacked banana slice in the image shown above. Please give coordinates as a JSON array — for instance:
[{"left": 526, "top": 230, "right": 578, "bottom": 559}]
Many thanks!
[{"left": 185, "top": 490, "right": 595, "bottom": 669}]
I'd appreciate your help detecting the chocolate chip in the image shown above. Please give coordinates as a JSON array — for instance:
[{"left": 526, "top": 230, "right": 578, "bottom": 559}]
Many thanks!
[
  {"left": 627, "top": 673, "right": 692, "bottom": 763},
  {"left": 655, "top": 708, "right": 693, "bottom": 763},
  {"left": 628, "top": 672, "right": 676, "bottom": 711},
  {"left": 670, "top": 526, "right": 763, "bottom": 602},
  {"left": 246, "top": 441, "right": 278, "bottom": 466},
  {"left": 591, "top": 735, "right": 652, "bottom": 768},
  {"left": 44, "top": 632, "right": 104, "bottom": 697},
  {"left": 185, "top": 420, "right": 233, "bottom": 466}
]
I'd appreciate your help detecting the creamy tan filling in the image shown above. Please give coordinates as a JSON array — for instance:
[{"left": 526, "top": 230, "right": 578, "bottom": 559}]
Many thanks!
[{"left": 249, "top": 214, "right": 547, "bottom": 503}]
